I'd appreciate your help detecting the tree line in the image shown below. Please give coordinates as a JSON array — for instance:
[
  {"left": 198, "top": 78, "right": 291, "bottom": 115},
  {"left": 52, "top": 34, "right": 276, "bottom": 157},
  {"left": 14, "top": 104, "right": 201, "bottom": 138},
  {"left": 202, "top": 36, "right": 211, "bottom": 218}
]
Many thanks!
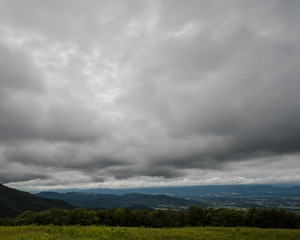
[{"left": 1, "top": 206, "right": 299, "bottom": 229}]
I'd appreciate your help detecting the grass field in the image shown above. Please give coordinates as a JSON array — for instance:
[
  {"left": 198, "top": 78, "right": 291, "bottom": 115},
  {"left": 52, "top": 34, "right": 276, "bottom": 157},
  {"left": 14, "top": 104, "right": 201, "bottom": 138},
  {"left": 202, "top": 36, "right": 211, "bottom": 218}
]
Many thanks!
[{"left": 0, "top": 226, "right": 300, "bottom": 240}]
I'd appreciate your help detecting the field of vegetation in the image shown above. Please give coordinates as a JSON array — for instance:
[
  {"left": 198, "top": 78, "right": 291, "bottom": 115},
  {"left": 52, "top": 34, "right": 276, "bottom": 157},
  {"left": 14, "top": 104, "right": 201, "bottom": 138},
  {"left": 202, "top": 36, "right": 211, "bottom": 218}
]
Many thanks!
[{"left": 1, "top": 225, "right": 300, "bottom": 240}]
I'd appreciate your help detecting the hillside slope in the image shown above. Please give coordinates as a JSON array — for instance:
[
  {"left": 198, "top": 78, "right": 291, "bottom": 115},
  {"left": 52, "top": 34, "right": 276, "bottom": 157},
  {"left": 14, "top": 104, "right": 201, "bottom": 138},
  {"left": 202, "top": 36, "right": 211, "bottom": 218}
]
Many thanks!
[{"left": 0, "top": 184, "right": 74, "bottom": 217}]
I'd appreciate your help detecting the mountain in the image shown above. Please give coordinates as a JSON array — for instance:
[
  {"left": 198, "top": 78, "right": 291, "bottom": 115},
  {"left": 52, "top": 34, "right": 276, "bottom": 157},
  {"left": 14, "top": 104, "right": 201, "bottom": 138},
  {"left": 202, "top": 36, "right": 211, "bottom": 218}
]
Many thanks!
[
  {"left": 35, "top": 192, "right": 207, "bottom": 209},
  {"left": 45, "top": 184, "right": 300, "bottom": 197},
  {"left": 0, "top": 184, "right": 74, "bottom": 217}
]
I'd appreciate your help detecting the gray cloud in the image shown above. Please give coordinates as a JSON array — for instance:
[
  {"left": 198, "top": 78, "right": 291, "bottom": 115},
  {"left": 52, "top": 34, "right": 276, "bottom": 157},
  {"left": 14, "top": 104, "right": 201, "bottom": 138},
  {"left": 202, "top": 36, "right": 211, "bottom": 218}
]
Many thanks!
[
  {"left": 0, "top": 45, "right": 43, "bottom": 93},
  {"left": 0, "top": 0, "right": 300, "bottom": 189}
]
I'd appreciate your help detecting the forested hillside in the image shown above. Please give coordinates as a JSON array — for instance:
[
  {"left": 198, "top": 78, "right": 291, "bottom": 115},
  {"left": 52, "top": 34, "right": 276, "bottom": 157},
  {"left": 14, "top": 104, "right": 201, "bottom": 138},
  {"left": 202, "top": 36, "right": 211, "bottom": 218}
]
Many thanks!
[{"left": 0, "top": 184, "right": 74, "bottom": 217}]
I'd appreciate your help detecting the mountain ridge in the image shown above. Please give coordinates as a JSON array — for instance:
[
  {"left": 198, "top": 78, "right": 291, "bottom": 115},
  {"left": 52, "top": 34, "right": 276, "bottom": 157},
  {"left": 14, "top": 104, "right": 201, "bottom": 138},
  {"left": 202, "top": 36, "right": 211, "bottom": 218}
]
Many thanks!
[
  {"left": 35, "top": 184, "right": 300, "bottom": 197},
  {"left": 0, "top": 183, "right": 74, "bottom": 217},
  {"left": 35, "top": 191, "right": 206, "bottom": 209}
]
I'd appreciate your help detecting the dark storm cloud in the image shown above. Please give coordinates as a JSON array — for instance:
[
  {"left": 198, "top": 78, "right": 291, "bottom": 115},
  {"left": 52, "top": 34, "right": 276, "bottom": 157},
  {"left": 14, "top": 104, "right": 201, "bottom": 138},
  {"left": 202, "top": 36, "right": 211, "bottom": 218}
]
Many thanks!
[
  {"left": 119, "top": 0, "right": 300, "bottom": 160},
  {"left": 0, "top": 172, "right": 48, "bottom": 184},
  {"left": 0, "top": 0, "right": 300, "bottom": 188},
  {"left": 4, "top": 142, "right": 127, "bottom": 170}
]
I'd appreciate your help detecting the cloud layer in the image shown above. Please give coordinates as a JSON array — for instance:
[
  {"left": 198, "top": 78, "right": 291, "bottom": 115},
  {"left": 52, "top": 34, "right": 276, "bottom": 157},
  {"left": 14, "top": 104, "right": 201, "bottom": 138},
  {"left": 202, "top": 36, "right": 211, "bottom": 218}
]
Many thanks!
[{"left": 0, "top": 0, "right": 300, "bottom": 189}]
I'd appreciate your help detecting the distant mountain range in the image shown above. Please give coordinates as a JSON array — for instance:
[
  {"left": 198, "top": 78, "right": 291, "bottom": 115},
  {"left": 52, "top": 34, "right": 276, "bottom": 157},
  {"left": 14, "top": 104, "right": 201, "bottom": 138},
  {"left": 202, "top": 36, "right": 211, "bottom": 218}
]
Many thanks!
[
  {"left": 35, "top": 184, "right": 300, "bottom": 210},
  {"left": 0, "top": 184, "right": 74, "bottom": 217},
  {"left": 35, "top": 192, "right": 206, "bottom": 210},
  {"left": 39, "top": 184, "right": 300, "bottom": 197},
  {"left": 1, "top": 183, "right": 300, "bottom": 218}
]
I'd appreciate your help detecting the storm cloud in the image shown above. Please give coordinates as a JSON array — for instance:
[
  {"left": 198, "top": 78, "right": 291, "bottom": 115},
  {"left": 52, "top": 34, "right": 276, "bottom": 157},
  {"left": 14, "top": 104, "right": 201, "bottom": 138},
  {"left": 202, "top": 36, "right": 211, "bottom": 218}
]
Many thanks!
[{"left": 0, "top": 0, "right": 300, "bottom": 189}]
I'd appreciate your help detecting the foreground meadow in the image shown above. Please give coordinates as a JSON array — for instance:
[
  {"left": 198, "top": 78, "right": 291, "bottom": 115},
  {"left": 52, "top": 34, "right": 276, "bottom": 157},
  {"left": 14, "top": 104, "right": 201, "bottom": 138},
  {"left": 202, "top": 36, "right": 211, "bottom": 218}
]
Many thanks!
[{"left": 0, "top": 226, "right": 300, "bottom": 240}]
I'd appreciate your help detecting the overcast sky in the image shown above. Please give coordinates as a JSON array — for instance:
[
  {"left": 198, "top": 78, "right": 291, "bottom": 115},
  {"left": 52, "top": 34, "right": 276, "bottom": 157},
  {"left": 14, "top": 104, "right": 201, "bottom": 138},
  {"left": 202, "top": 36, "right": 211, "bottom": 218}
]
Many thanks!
[{"left": 1, "top": 0, "right": 300, "bottom": 190}]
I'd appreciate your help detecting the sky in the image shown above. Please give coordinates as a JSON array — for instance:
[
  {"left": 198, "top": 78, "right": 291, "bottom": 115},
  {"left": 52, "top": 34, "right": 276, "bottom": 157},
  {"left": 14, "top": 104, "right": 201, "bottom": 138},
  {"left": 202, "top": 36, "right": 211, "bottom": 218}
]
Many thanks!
[{"left": 0, "top": 0, "right": 300, "bottom": 191}]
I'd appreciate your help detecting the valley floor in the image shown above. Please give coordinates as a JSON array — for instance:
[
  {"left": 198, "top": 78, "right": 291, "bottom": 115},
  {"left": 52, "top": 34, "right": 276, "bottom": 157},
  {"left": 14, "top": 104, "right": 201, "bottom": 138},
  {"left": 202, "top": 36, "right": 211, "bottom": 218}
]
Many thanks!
[{"left": 0, "top": 226, "right": 300, "bottom": 240}]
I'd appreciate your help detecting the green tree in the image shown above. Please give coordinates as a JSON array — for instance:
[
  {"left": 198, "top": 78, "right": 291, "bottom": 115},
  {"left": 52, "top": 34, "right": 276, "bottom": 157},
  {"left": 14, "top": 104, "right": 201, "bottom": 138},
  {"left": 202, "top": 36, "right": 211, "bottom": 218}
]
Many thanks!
[{"left": 186, "top": 206, "right": 206, "bottom": 226}]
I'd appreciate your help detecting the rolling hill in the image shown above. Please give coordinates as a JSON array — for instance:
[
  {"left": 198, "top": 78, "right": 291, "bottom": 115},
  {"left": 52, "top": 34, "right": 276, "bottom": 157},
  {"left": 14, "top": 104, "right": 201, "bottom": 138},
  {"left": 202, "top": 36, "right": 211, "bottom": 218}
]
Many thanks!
[
  {"left": 35, "top": 192, "right": 207, "bottom": 209},
  {"left": 0, "top": 184, "right": 74, "bottom": 217}
]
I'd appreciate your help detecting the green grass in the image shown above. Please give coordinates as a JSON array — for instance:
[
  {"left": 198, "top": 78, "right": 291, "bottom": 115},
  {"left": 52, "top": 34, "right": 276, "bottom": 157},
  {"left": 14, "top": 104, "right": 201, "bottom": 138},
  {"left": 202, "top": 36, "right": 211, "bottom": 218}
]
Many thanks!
[{"left": 0, "top": 226, "right": 300, "bottom": 240}]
